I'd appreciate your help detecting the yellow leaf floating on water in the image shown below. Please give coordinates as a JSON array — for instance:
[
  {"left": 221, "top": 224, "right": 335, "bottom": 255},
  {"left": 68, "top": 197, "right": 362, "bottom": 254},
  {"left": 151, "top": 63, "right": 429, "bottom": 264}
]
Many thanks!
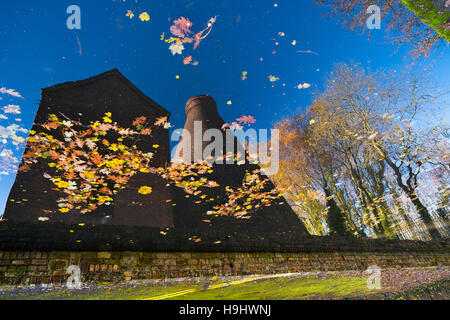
[
  {"left": 138, "top": 186, "right": 153, "bottom": 195},
  {"left": 126, "top": 10, "right": 134, "bottom": 19},
  {"left": 139, "top": 12, "right": 150, "bottom": 22},
  {"left": 309, "top": 119, "right": 315, "bottom": 125},
  {"left": 84, "top": 171, "right": 96, "bottom": 179},
  {"left": 103, "top": 112, "right": 112, "bottom": 123}
]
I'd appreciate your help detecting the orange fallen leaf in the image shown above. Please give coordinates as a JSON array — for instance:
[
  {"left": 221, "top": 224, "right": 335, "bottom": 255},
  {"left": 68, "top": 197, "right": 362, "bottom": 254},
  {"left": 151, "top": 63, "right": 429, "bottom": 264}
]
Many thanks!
[
  {"left": 154, "top": 116, "right": 168, "bottom": 126},
  {"left": 133, "top": 116, "right": 147, "bottom": 126}
]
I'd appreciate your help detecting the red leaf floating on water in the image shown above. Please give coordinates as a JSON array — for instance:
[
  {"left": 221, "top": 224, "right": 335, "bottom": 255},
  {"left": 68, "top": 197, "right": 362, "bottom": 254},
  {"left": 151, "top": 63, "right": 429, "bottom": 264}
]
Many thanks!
[
  {"left": 170, "top": 25, "right": 185, "bottom": 38},
  {"left": 236, "top": 115, "right": 256, "bottom": 125},
  {"left": 173, "top": 17, "right": 193, "bottom": 36},
  {"left": 183, "top": 56, "right": 193, "bottom": 65},
  {"left": 193, "top": 32, "right": 203, "bottom": 50}
]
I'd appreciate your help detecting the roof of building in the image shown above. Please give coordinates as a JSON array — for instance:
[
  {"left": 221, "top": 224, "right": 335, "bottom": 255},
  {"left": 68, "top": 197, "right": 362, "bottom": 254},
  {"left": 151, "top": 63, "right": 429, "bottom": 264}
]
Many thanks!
[{"left": 42, "top": 68, "right": 170, "bottom": 116}]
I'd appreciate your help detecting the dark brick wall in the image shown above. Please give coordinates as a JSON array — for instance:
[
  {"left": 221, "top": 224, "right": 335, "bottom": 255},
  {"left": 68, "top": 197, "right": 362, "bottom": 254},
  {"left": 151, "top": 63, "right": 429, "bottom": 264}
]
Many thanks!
[{"left": 0, "top": 221, "right": 448, "bottom": 253}]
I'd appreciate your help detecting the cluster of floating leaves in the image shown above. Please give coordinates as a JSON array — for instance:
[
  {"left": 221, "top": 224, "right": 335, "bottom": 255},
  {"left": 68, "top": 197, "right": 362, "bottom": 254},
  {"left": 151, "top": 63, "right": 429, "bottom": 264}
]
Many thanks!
[
  {"left": 126, "top": 9, "right": 150, "bottom": 22},
  {"left": 19, "top": 112, "right": 164, "bottom": 214},
  {"left": 163, "top": 16, "right": 217, "bottom": 65},
  {"left": 209, "top": 169, "right": 281, "bottom": 218},
  {"left": 125, "top": 9, "right": 217, "bottom": 66},
  {"left": 124, "top": 8, "right": 313, "bottom": 107},
  {"left": 17, "top": 111, "right": 280, "bottom": 221},
  {"left": 158, "top": 156, "right": 281, "bottom": 219}
]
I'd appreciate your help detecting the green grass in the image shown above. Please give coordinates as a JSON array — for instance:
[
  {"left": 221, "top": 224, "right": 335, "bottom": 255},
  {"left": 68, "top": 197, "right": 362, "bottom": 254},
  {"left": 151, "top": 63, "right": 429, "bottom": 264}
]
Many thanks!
[
  {"left": 172, "top": 277, "right": 375, "bottom": 300},
  {"left": 0, "top": 276, "right": 381, "bottom": 300},
  {"left": 0, "top": 282, "right": 201, "bottom": 300}
]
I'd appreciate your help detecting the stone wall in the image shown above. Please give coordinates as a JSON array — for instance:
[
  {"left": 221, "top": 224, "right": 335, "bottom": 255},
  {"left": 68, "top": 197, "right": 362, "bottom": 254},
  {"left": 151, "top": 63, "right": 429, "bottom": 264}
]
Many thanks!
[
  {"left": 0, "top": 250, "right": 448, "bottom": 285},
  {"left": 1, "top": 221, "right": 448, "bottom": 285}
]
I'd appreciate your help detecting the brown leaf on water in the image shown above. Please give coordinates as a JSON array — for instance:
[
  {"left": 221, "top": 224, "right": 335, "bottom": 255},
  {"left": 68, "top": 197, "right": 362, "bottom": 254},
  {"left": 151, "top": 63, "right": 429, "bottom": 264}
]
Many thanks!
[
  {"left": 118, "top": 128, "right": 136, "bottom": 136},
  {"left": 18, "top": 164, "right": 31, "bottom": 172},
  {"left": 99, "top": 187, "right": 112, "bottom": 194},
  {"left": 133, "top": 116, "right": 147, "bottom": 126},
  {"left": 72, "top": 149, "right": 85, "bottom": 157},
  {"left": 58, "top": 158, "right": 72, "bottom": 166},
  {"left": 85, "top": 139, "right": 96, "bottom": 150},
  {"left": 64, "top": 171, "right": 76, "bottom": 180},
  {"left": 97, "top": 123, "right": 112, "bottom": 132},
  {"left": 140, "top": 128, "right": 152, "bottom": 135},
  {"left": 41, "top": 122, "right": 59, "bottom": 130},
  {"left": 113, "top": 175, "right": 129, "bottom": 184},
  {"left": 154, "top": 116, "right": 168, "bottom": 126},
  {"left": 90, "top": 153, "right": 103, "bottom": 165},
  {"left": 208, "top": 181, "right": 220, "bottom": 188},
  {"left": 75, "top": 138, "right": 84, "bottom": 149},
  {"left": 80, "top": 129, "right": 92, "bottom": 137},
  {"left": 49, "top": 150, "right": 60, "bottom": 160}
]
